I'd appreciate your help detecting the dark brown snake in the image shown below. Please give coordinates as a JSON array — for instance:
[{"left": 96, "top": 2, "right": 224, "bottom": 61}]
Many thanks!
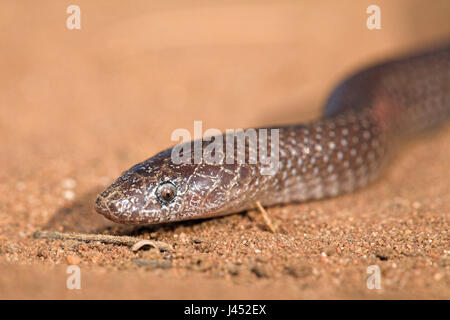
[{"left": 95, "top": 45, "right": 450, "bottom": 225}]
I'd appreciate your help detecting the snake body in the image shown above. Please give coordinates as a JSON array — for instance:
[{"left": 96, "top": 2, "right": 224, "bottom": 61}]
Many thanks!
[{"left": 95, "top": 45, "right": 450, "bottom": 225}]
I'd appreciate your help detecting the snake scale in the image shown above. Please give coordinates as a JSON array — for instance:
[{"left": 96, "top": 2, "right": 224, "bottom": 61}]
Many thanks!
[{"left": 95, "top": 45, "right": 450, "bottom": 225}]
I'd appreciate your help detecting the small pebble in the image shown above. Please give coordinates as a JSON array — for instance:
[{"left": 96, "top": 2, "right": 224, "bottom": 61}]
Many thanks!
[{"left": 251, "top": 263, "right": 271, "bottom": 278}]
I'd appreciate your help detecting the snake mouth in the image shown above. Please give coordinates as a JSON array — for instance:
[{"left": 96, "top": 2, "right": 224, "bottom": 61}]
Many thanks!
[
  {"left": 94, "top": 186, "right": 127, "bottom": 223},
  {"left": 95, "top": 194, "right": 134, "bottom": 224},
  {"left": 94, "top": 185, "right": 153, "bottom": 225},
  {"left": 94, "top": 193, "right": 117, "bottom": 222}
]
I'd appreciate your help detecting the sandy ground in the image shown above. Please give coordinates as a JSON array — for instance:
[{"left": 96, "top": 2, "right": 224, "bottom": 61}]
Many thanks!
[{"left": 0, "top": 0, "right": 449, "bottom": 299}]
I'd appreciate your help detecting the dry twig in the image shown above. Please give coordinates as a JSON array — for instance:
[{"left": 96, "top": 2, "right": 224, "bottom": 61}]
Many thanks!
[{"left": 33, "top": 230, "right": 173, "bottom": 252}]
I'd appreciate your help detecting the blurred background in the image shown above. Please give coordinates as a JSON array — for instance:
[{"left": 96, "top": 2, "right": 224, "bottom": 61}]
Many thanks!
[{"left": 0, "top": 0, "right": 449, "bottom": 299}]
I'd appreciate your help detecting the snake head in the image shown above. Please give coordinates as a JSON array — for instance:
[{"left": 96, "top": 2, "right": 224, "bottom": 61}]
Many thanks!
[
  {"left": 95, "top": 150, "right": 186, "bottom": 224},
  {"left": 95, "top": 148, "right": 239, "bottom": 224}
]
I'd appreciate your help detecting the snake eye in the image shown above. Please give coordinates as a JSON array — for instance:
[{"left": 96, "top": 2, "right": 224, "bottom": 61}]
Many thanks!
[{"left": 156, "top": 182, "right": 177, "bottom": 203}]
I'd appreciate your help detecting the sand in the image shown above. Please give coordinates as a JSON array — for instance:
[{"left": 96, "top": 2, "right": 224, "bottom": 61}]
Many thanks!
[{"left": 0, "top": 0, "right": 449, "bottom": 299}]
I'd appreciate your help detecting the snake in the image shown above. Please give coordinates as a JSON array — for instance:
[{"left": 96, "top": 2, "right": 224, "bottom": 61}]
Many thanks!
[{"left": 95, "top": 45, "right": 450, "bottom": 225}]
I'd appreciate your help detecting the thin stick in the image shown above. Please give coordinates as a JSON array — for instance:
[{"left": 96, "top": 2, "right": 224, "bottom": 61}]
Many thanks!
[
  {"left": 255, "top": 201, "right": 276, "bottom": 233},
  {"left": 33, "top": 231, "right": 173, "bottom": 252}
]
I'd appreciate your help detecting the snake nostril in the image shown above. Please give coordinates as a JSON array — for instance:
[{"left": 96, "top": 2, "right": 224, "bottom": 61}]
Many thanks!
[{"left": 94, "top": 194, "right": 108, "bottom": 214}]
